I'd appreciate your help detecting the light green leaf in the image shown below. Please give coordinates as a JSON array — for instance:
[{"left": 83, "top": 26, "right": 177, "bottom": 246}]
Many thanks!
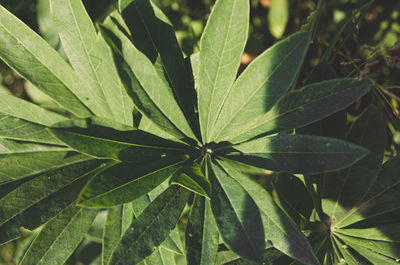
[
  {"left": 138, "top": 115, "right": 178, "bottom": 140},
  {"left": 0, "top": 5, "right": 91, "bottom": 118},
  {"left": 100, "top": 17, "right": 198, "bottom": 143},
  {"left": 171, "top": 162, "right": 211, "bottom": 199},
  {"left": 268, "top": 0, "right": 289, "bottom": 39},
  {"left": 77, "top": 161, "right": 182, "bottom": 207},
  {"left": 212, "top": 31, "right": 310, "bottom": 142},
  {"left": 339, "top": 234, "right": 400, "bottom": 264},
  {"left": 198, "top": 0, "right": 249, "bottom": 143},
  {"left": 0, "top": 151, "right": 92, "bottom": 183},
  {"left": 322, "top": 106, "right": 386, "bottom": 222},
  {"left": 119, "top": 0, "right": 199, "bottom": 137},
  {"left": 37, "top": 0, "right": 63, "bottom": 51},
  {"left": 222, "top": 134, "right": 368, "bottom": 174},
  {"left": 50, "top": 0, "right": 133, "bottom": 125},
  {"left": 208, "top": 159, "right": 265, "bottom": 263},
  {"left": 336, "top": 155, "right": 400, "bottom": 227},
  {"left": 20, "top": 205, "right": 98, "bottom": 265},
  {"left": 185, "top": 195, "right": 219, "bottom": 265},
  {"left": 228, "top": 78, "right": 371, "bottom": 143},
  {"left": 337, "top": 223, "right": 400, "bottom": 242},
  {"left": 102, "top": 204, "right": 134, "bottom": 265},
  {"left": 0, "top": 138, "right": 66, "bottom": 155},
  {"left": 0, "top": 95, "right": 69, "bottom": 127},
  {"left": 49, "top": 127, "right": 192, "bottom": 161},
  {"left": 218, "top": 159, "right": 319, "bottom": 265},
  {"left": 109, "top": 185, "right": 190, "bottom": 265},
  {"left": 0, "top": 114, "right": 63, "bottom": 145},
  {"left": 0, "top": 160, "right": 109, "bottom": 244}
]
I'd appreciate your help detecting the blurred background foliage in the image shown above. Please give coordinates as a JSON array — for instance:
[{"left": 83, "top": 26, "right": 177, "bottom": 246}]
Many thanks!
[{"left": 0, "top": 0, "right": 399, "bottom": 264}]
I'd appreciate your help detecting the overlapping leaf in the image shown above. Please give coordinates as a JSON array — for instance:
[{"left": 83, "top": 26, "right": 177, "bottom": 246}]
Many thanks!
[
  {"left": 0, "top": 5, "right": 91, "bottom": 118},
  {"left": 50, "top": 0, "right": 134, "bottom": 125},
  {"left": 220, "top": 134, "right": 368, "bottom": 175},
  {"left": 198, "top": 0, "right": 249, "bottom": 143},
  {"left": 20, "top": 205, "right": 98, "bottom": 265},
  {"left": 109, "top": 185, "right": 190, "bottom": 265}
]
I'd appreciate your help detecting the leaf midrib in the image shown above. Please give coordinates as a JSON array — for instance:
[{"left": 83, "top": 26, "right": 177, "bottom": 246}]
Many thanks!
[
  {"left": 213, "top": 35, "right": 306, "bottom": 141},
  {"left": 112, "top": 187, "right": 184, "bottom": 264},
  {"left": 66, "top": 0, "right": 114, "bottom": 119}
]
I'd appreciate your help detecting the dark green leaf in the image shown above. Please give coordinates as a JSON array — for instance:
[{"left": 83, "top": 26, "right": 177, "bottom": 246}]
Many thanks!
[
  {"left": 20, "top": 206, "right": 98, "bottom": 265},
  {"left": 222, "top": 134, "right": 368, "bottom": 174},
  {"left": 322, "top": 106, "right": 386, "bottom": 222},
  {"left": 0, "top": 5, "right": 91, "bottom": 118},
  {"left": 102, "top": 204, "right": 134, "bottom": 265},
  {"left": 0, "top": 160, "right": 109, "bottom": 244},
  {"left": 99, "top": 16, "right": 197, "bottom": 143},
  {"left": 50, "top": 0, "right": 134, "bottom": 125},
  {"left": 186, "top": 195, "right": 219, "bottom": 265},
  {"left": 208, "top": 159, "right": 265, "bottom": 263},
  {"left": 109, "top": 185, "right": 190, "bottom": 265},
  {"left": 77, "top": 161, "right": 182, "bottom": 207},
  {"left": 212, "top": 31, "right": 310, "bottom": 143},
  {"left": 49, "top": 127, "right": 192, "bottom": 161},
  {"left": 171, "top": 162, "right": 211, "bottom": 199},
  {"left": 218, "top": 159, "right": 319, "bottom": 265},
  {"left": 198, "top": 0, "right": 249, "bottom": 143},
  {"left": 229, "top": 78, "right": 371, "bottom": 143},
  {"left": 119, "top": 0, "right": 199, "bottom": 138}
]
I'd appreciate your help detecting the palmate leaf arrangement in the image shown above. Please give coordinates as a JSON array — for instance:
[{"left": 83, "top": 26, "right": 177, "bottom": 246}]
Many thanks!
[{"left": 1, "top": 0, "right": 399, "bottom": 264}]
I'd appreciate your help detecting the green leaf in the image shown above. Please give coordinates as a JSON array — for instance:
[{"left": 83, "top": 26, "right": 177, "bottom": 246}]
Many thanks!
[
  {"left": 0, "top": 138, "right": 66, "bottom": 155},
  {"left": 185, "top": 195, "right": 219, "bottom": 265},
  {"left": 211, "top": 31, "right": 310, "bottom": 142},
  {"left": 322, "top": 106, "right": 386, "bottom": 222},
  {"left": 0, "top": 5, "right": 91, "bottom": 118},
  {"left": 273, "top": 173, "right": 314, "bottom": 226},
  {"left": 0, "top": 95, "right": 69, "bottom": 127},
  {"left": 0, "top": 114, "right": 62, "bottom": 145},
  {"left": 228, "top": 78, "right": 371, "bottom": 143},
  {"left": 141, "top": 247, "right": 176, "bottom": 265},
  {"left": 335, "top": 155, "right": 400, "bottom": 227},
  {"left": 0, "top": 160, "right": 109, "bottom": 244},
  {"left": 132, "top": 184, "right": 184, "bottom": 254},
  {"left": 268, "top": 0, "right": 289, "bottom": 39},
  {"left": 119, "top": 0, "right": 199, "bottom": 138},
  {"left": 337, "top": 223, "right": 400, "bottom": 242},
  {"left": 171, "top": 162, "right": 211, "bottom": 199},
  {"left": 339, "top": 234, "right": 400, "bottom": 264},
  {"left": 50, "top": 0, "right": 134, "bottom": 125},
  {"left": 208, "top": 159, "right": 265, "bottom": 263},
  {"left": 217, "top": 159, "right": 319, "bottom": 265},
  {"left": 222, "top": 134, "right": 368, "bottom": 174},
  {"left": 20, "top": 205, "right": 98, "bottom": 265},
  {"left": 109, "top": 185, "right": 190, "bottom": 265},
  {"left": 198, "top": 0, "right": 249, "bottom": 143},
  {"left": 77, "top": 161, "right": 183, "bottom": 207},
  {"left": 0, "top": 151, "right": 91, "bottom": 183},
  {"left": 49, "top": 126, "right": 192, "bottom": 161},
  {"left": 99, "top": 17, "right": 197, "bottom": 143},
  {"left": 37, "top": 0, "right": 63, "bottom": 51},
  {"left": 102, "top": 204, "right": 134, "bottom": 265}
]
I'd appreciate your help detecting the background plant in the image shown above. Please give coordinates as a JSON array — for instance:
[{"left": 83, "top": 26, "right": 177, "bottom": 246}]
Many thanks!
[{"left": 0, "top": 0, "right": 399, "bottom": 265}]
